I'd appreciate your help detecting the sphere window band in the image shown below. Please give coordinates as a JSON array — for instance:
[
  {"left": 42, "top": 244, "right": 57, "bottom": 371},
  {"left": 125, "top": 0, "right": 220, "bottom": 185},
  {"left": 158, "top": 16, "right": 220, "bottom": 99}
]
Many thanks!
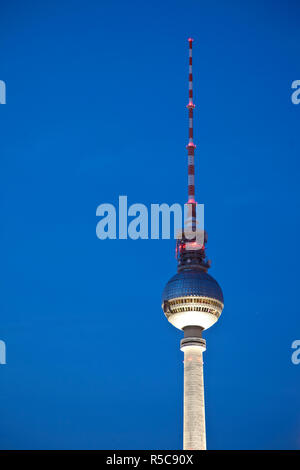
[{"left": 163, "top": 296, "right": 223, "bottom": 316}]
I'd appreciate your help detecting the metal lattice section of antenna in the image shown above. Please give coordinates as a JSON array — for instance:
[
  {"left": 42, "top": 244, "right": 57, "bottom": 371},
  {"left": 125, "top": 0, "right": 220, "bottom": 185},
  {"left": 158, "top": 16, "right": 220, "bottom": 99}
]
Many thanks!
[{"left": 187, "top": 38, "right": 196, "bottom": 232}]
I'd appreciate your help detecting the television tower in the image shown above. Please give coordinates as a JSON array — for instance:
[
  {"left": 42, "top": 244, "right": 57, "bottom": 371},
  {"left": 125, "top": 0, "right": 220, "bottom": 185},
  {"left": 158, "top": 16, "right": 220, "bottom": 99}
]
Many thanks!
[{"left": 162, "top": 39, "right": 224, "bottom": 450}]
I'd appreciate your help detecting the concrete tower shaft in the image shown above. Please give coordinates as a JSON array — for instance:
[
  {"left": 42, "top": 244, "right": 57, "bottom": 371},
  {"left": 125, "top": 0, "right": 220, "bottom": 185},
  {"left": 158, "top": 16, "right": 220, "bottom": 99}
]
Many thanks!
[
  {"left": 181, "top": 327, "right": 206, "bottom": 450},
  {"left": 182, "top": 345, "right": 206, "bottom": 450}
]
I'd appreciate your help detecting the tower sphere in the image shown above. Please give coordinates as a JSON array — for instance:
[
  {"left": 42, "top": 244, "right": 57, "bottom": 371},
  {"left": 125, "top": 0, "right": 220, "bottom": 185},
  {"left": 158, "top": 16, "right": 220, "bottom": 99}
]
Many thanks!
[{"left": 162, "top": 270, "right": 224, "bottom": 330}]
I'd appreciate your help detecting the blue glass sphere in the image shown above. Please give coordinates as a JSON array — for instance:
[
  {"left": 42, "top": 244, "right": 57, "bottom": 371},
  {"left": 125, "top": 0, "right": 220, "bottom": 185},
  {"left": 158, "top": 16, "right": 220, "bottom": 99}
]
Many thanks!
[{"left": 162, "top": 270, "right": 223, "bottom": 304}]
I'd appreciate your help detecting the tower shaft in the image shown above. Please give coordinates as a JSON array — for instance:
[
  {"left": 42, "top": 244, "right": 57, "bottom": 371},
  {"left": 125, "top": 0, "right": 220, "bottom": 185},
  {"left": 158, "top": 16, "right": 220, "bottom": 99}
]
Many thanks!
[
  {"left": 183, "top": 347, "right": 206, "bottom": 450},
  {"left": 181, "top": 328, "right": 206, "bottom": 450}
]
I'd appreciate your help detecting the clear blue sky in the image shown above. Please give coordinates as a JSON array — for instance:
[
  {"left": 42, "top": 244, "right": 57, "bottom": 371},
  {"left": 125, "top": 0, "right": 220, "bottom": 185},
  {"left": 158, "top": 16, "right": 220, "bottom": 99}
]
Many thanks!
[{"left": 1, "top": 0, "right": 300, "bottom": 450}]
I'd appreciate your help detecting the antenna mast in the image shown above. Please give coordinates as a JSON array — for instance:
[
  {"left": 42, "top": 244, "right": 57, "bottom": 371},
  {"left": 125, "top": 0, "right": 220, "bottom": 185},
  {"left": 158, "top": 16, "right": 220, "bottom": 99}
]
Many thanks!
[
  {"left": 176, "top": 38, "right": 209, "bottom": 271},
  {"left": 187, "top": 38, "right": 197, "bottom": 232}
]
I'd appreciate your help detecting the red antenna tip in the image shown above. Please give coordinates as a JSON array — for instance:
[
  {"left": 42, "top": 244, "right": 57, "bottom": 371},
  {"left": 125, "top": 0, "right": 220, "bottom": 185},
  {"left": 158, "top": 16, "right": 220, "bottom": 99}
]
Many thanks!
[{"left": 188, "top": 38, "right": 194, "bottom": 42}]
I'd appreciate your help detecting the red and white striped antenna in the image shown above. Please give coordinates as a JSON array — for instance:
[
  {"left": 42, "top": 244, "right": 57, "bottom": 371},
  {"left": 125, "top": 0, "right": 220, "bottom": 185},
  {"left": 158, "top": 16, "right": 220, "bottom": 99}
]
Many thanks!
[
  {"left": 176, "top": 38, "right": 210, "bottom": 268},
  {"left": 187, "top": 38, "right": 197, "bottom": 231}
]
